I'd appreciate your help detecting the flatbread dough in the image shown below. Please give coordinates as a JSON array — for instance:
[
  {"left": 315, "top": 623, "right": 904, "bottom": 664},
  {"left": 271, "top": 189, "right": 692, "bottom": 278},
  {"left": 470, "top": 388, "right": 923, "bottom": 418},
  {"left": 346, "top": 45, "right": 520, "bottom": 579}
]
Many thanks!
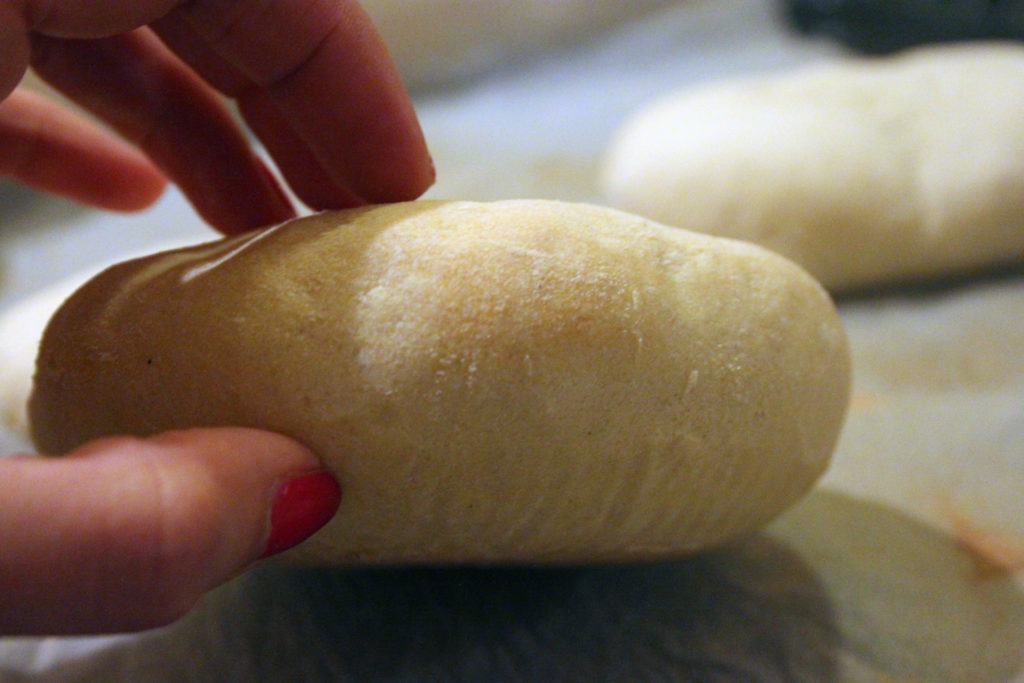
[
  {"left": 30, "top": 200, "right": 850, "bottom": 564},
  {"left": 362, "top": 0, "right": 677, "bottom": 90},
  {"left": 599, "top": 43, "right": 1024, "bottom": 291}
]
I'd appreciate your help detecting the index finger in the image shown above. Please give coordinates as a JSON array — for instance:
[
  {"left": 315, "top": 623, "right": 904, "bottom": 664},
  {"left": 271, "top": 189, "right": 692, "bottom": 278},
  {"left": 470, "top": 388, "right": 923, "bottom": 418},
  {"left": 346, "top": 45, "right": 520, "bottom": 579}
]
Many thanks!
[{"left": 167, "top": 0, "right": 434, "bottom": 203}]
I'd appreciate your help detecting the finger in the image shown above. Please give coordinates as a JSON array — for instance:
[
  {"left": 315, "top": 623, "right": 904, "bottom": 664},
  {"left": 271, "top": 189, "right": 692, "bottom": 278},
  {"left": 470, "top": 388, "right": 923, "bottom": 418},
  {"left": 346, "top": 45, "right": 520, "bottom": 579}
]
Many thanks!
[
  {"left": 0, "top": 428, "right": 340, "bottom": 635},
  {"left": 30, "top": 30, "right": 296, "bottom": 234},
  {"left": 160, "top": 0, "right": 435, "bottom": 203},
  {"left": 237, "top": 92, "right": 364, "bottom": 210},
  {"left": 0, "top": 88, "right": 167, "bottom": 211},
  {"left": 0, "top": 0, "right": 180, "bottom": 98},
  {"left": 10, "top": 0, "right": 180, "bottom": 38},
  {"left": 0, "top": 4, "right": 30, "bottom": 99},
  {"left": 152, "top": 14, "right": 362, "bottom": 211}
]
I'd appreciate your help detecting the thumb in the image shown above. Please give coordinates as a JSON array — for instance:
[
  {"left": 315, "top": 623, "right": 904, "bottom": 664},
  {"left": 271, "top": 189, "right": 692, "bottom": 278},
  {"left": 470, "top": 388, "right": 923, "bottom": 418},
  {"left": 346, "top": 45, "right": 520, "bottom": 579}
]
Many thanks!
[{"left": 0, "top": 427, "right": 340, "bottom": 635}]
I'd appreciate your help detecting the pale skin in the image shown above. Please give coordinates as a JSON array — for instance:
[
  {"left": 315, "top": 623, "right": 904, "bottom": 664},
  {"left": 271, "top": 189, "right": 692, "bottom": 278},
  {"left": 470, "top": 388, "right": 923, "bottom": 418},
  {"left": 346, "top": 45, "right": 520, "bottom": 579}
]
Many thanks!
[{"left": 0, "top": 0, "right": 433, "bottom": 635}]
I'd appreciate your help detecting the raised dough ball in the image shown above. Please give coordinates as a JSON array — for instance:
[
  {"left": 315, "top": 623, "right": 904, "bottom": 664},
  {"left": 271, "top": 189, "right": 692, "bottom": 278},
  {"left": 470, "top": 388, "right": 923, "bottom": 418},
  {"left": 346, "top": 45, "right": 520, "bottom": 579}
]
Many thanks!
[
  {"left": 30, "top": 200, "right": 850, "bottom": 564},
  {"left": 599, "top": 43, "right": 1024, "bottom": 291}
]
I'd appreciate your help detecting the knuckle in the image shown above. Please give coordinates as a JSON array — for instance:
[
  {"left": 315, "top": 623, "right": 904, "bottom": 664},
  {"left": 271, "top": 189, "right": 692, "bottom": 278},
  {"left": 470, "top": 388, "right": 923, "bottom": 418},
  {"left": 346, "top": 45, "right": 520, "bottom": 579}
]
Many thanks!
[{"left": 90, "top": 451, "right": 225, "bottom": 630}]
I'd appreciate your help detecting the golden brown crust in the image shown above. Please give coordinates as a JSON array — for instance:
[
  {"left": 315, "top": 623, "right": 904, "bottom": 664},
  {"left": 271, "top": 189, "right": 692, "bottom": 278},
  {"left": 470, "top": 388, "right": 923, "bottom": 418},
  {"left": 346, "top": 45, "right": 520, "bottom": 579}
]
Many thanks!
[{"left": 30, "top": 200, "right": 850, "bottom": 564}]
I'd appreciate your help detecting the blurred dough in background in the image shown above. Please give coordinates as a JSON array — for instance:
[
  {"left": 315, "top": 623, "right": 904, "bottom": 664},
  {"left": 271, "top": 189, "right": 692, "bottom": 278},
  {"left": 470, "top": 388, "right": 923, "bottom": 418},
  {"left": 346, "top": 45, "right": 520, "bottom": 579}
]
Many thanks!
[
  {"left": 599, "top": 42, "right": 1024, "bottom": 292},
  {"left": 361, "top": 0, "right": 682, "bottom": 91}
]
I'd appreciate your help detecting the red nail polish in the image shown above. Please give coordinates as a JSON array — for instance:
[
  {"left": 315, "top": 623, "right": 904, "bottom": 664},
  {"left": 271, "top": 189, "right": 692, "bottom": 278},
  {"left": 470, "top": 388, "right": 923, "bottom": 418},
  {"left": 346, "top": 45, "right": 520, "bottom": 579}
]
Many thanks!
[{"left": 260, "top": 470, "right": 341, "bottom": 559}]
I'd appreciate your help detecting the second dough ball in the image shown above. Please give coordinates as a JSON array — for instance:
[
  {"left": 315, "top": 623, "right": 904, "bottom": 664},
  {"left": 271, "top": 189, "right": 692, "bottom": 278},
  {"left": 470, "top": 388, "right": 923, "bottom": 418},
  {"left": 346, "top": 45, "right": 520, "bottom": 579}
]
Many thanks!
[{"left": 600, "top": 43, "right": 1024, "bottom": 291}]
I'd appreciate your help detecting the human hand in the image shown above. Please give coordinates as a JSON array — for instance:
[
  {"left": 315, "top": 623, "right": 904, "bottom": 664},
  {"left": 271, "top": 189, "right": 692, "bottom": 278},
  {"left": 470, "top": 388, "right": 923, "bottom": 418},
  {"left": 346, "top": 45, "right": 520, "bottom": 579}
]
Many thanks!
[
  {"left": 0, "top": 1, "right": 433, "bottom": 635},
  {"left": 0, "top": 0, "right": 434, "bottom": 234},
  {"left": 0, "top": 428, "right": 341, "bottom": 635}
]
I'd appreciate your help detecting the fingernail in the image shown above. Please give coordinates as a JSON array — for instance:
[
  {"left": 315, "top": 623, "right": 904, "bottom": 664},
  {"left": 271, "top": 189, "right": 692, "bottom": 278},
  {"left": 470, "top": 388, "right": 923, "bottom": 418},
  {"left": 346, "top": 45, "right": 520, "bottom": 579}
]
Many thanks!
[{"left": 260, "top": 470, "right": 341, "bottom": 559}]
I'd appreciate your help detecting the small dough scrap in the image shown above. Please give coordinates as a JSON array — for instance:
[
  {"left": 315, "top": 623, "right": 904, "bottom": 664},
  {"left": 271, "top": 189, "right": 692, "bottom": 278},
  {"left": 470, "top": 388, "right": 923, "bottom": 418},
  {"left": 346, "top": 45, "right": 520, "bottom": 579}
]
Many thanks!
[
  {"left": 30, "top": 200, "right": 850, "bottom": 564},
  {"left": 599, "top": 43, "right": 1024, "bottom": 291},
  {"left": 362, "top": 0, "right": 676, "bottom": 90}
]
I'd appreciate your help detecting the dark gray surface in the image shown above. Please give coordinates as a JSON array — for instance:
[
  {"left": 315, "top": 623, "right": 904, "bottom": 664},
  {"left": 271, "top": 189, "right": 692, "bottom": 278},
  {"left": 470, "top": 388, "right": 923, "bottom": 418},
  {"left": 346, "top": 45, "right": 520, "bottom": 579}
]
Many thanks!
[{"left": 2, "top": 491, "right": 1021, "bottom": 681}]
